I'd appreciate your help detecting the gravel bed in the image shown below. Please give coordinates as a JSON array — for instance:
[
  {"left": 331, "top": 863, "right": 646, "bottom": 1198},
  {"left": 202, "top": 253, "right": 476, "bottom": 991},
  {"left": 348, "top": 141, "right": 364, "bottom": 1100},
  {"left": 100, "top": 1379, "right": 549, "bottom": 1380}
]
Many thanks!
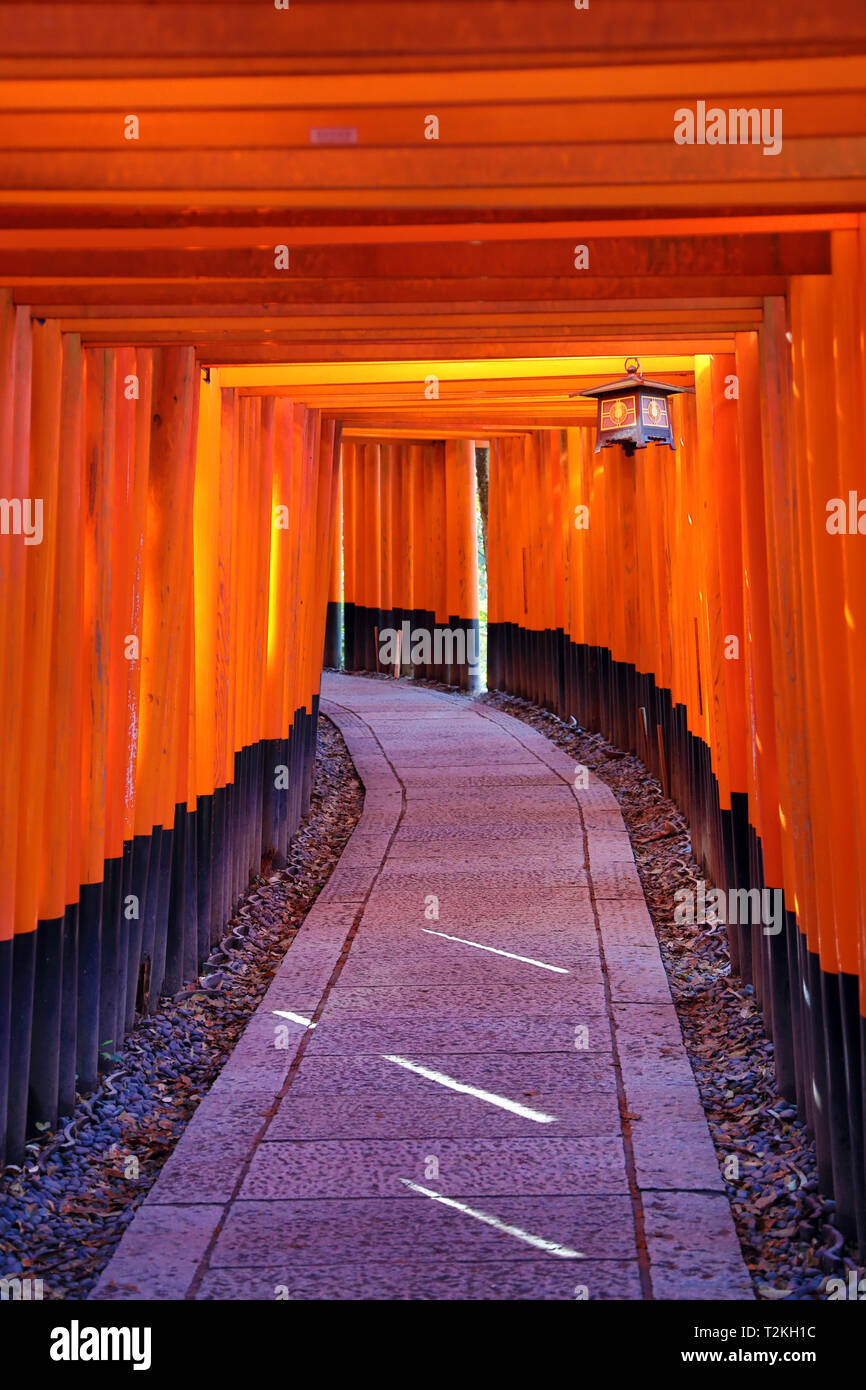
[
  {"left": 478, "top": 686, "right": 866, "bottom": 1301},
  {"left": 0, "top": 714, "right": 363, "bottom": 1300}
]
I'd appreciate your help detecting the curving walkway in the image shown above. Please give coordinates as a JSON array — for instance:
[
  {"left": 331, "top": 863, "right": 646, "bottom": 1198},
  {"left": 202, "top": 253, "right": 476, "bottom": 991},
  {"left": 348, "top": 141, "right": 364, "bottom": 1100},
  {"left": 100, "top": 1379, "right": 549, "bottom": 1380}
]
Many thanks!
[{"left": 93, "top": 672, "right": 751, "bottom": 1301}]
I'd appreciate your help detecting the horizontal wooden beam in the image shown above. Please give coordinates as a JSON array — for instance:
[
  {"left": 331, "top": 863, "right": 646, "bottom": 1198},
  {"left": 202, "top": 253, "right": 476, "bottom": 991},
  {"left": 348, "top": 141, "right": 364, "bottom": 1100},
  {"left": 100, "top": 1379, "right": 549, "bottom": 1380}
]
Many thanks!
[
  {"left": 1, "top": 142, "right": 863, "bottom": 196},
  {"left": 195, "top": 338, "right": 736, "bottom": 364},
  {"left": 0, "top": 213, "right": 852, "bottom": 240},
  {"left": 320, "top": 411, "right": 600, "bottom": 428},
  {"left": 7, "top": 275, "right": 789, "bottom": 304},
  {"left": 1, "top": 54, "right": 862, "bottom": 107},
  {"left": 1, "top": 94, "right": 863, "bottom": 150},
  {"left": 232, "top": 377, "right": 697, "bottom": 406},
  {"left": 2, "top": 1, "right": 863, "bottom": 66},
  {"left": 1, "top": 181, "right": 861, "bottom": 212},
  {"left": 66, "top": 323, "right": 759, "bottom": 348},
  {"left": 341, "top": 428, "right": 527, "bottom": 440},
  {"left": 341, "top": 428, "right": 527, "bottom": 439},
  {"left": 0, "top": 234, "right": 828, "bottom": 280},
  {"left": 216, "top": 355, "right": 695, "bottom": 387},
  {"left": 38, "top": 297, "right": 756, "bottom": 321}
]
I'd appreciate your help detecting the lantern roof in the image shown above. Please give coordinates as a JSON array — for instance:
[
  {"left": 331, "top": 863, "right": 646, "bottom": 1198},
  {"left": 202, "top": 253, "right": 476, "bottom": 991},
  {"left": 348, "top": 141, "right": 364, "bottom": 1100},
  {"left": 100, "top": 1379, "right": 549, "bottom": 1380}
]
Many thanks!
[
  {"left": 578, "top": 375, "right": 693, "bottom": 399},
  {"left": 572, "top": 357, "right": 695, "bottom": 400}
]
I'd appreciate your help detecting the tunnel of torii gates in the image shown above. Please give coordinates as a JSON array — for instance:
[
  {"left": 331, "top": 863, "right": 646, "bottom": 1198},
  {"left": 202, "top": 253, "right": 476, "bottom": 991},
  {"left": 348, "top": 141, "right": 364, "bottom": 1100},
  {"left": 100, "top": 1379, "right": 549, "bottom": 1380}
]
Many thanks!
[{"left": 1, "top": 0, "right": 866, "bottom": 1257}]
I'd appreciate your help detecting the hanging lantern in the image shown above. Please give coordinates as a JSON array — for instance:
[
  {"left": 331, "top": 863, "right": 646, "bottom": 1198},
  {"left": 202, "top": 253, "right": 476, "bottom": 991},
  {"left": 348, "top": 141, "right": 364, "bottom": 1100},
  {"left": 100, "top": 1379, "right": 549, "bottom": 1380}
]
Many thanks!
[{"left": 575, "top": 357, "right": 693, "bottom": 456}]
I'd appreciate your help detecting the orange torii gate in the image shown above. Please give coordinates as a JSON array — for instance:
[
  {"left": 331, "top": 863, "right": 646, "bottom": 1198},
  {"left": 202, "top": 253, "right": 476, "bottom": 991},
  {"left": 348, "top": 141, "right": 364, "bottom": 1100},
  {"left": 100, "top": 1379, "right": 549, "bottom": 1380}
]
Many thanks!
[
  {"left": 0, "top": 315, "right": 341, "bottom": 1164},
  {"left": 341, "top": 436, "right": 479, "bottom": 688},
  {"left": 483, "top": 233, "right": 866, "bottom": 1246}
]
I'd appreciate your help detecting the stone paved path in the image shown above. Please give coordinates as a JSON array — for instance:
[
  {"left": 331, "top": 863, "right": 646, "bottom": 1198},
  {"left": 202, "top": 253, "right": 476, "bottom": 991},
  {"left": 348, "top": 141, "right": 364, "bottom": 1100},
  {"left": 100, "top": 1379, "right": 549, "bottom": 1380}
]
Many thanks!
[{"left": 93, "top": 672, "right": 752, "bottom": 1300}]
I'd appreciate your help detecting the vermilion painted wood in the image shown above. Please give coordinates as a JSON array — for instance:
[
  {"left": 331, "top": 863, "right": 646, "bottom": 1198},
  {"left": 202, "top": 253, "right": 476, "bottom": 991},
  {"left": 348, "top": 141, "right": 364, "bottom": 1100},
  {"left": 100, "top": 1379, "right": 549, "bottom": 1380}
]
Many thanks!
[
  {"left": 17, "top": 319, "right": 62, "bottom": 931},
  {"left": 0, "top": 302, "right": 32, "bottom": 942},
  {"left": 2, "top": 1, "right": 863, "bottom": 68},
  {"left": 831, "top": 231, "right": 866, "bottom": 1015}
]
